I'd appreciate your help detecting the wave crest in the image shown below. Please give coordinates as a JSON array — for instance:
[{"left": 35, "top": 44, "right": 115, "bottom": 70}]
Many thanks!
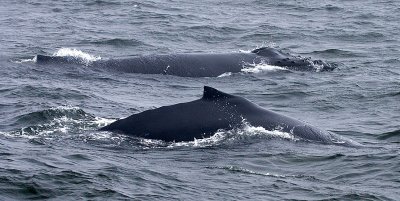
[{"left": 3, "top": 106, "right": 114, "bottom": 139}]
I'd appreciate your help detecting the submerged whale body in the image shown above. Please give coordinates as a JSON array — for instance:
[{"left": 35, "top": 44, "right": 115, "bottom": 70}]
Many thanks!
[
  {"left": 100, "top": 86, "right": 358, "bottom": 146},
  {"left": 36, "top": 47, "right": 335, "bottom": 77}
]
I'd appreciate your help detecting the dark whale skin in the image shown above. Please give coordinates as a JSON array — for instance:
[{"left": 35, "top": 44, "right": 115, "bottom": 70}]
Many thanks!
[
  {"left": 36, "top": 47, "right": 334, "bottom": 77},
  {"left": 100, "top": 86, "right": 359, "bottom": 146}
]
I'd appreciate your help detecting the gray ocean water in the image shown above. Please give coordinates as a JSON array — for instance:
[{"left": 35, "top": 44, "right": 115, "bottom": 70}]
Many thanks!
[{"left": 0, "top": 0, "right": 399, "bottom": 200}]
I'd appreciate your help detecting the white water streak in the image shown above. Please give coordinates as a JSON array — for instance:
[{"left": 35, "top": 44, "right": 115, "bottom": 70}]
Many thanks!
[{"left": 53, "top": 48, "right": 101, "bottom": 65}]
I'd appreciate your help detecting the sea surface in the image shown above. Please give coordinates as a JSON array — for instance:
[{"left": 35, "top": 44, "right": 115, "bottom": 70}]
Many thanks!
[{"left": 0, "top": 0, "right": 399, "bottom": 200}]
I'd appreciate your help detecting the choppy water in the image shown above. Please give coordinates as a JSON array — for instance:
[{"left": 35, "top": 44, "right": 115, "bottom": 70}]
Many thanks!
[{"left": 1, "top": 0, "right": 399, "bottom": 200}]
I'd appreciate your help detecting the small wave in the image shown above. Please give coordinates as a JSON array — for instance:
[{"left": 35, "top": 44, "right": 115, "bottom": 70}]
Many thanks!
[
  {"left": 208, "top": 166, "right": 318, "bottom": 180},
  {"left": 52, "top": 48, "right": 101, "bottom": 65},
  {"left": 311, "top": 49, "right": 360, "bottom": 58},
  {"left": 16, "top": 106, "right": 90, "bottom": 123},
  {"left": 239, "top": 43, "right": 278, "bottom": 54},
  {"left": 377, "top": 129, "right": 400, "bottom": 140},
  {"left": 324, "top": 5, "right": 342, "bottom": 12},
  {"left": 84, "top": 0, "right": 121, "bottom": 6},
  {"left": 187, "top": 25, "right": 243, "bottom": 34},
  {"left": 210, "top": 166, "right": 286, "bottom": 177},
  {"left": 87, "top": 38, "right": 145, "bottom": 47},
  {"left": 374, "top": 91, "right": 400, "bottom": 98},
  {"left": 3, "top": 106, "right": 115, "bottom": 140}
]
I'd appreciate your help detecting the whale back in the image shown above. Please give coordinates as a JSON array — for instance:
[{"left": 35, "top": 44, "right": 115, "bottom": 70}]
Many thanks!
[
  {"left": 35, "top": 48, "right": 335, "bottom": 77},
  {"left": 104, "top": 53, "right": 253, "bottom": 77},
  {"left": 36, "top": 55, "right": 83, "bottom": 64},
  {"left": 100, "top": 86, "right": 359, "bottom": 146},
  {"left": 101, "top": 86, "right": 247, "bottom": 141}
]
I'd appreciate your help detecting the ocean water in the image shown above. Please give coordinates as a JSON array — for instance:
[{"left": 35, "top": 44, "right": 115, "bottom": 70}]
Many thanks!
[{"left": 0, "top": 0, "right": 399, "bottom": 200}]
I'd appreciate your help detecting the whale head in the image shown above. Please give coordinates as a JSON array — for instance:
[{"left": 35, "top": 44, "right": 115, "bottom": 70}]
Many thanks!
[{"left": 251, "top": 47, "right": 335, "bottom": 71}]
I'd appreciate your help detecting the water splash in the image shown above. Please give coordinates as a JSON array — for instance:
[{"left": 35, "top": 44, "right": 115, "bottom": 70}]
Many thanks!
[
  {"left": 241, "top": 62, "right": 287, "bottom": 74},
  {"left": 52, "top": 48, "right": 101, "bottom": 65},
  {"left": 168, "top": 120, "right": 298, "bottom": 148},
  {"left": 217, "top": 72, "right": 232, "bottom": 77},
  {"left": 11, "top": 57, "right": 37, "bottom": 63}
]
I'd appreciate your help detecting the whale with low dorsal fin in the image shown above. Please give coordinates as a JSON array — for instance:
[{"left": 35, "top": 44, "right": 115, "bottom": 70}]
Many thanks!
[{"left": 35, "top": 47, "right": 334, "bottom": 77}]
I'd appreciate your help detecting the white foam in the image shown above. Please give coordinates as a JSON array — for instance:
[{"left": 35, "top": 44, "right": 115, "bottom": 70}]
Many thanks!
[
  {"left": 12, "top": 57, "right": 37, "bottom": 63},
  {"left": 168, "top": 120, "right": 297, "bottom": 148},
  {"left": 310, "top": 62, "right": 325, "bottom": 72},
  {"left": 169, "top": 132, "right": 227, "bottom": 148},
  {"left": 220, "top": 166, "right": 287, "bottom": 178},
  {"left": 51, "top": 105, "right": 81, "bottom": 111},
  {"left": 53, "top": 48, "right": 101, "bottom": 65},
  {"left": 0, "top": 130, "right": 37, "bottom": 139},
  {"left": 92, "top": 117, "right": 116, "bottom": 127},
  {"left": 82, "top": 132, "right": 121, "bottom": 140},
  {"left": 241, "top": 62, "right": 287, "bottom": 74},
  {"left": 217, "top": 72, "right": 232, "bottom": 77},
  {"left": 238, "top": 49, "right": 252, "bottom": 53},
  {"left": 230, "top": 121, "right": 298, "bottom": 141}
]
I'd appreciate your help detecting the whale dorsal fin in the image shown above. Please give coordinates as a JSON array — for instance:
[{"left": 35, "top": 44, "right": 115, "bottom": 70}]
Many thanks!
[{"left": 202, "top": 86, "right": 233, "bottom": 100}]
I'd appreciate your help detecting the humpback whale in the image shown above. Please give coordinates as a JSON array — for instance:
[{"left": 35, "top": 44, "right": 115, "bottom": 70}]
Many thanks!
[
  {"left": 35, "top": 47, "right": 334, "bottom": 77},
  {"left": 100, "top": 86, "right": 359, "bottom": 146}
]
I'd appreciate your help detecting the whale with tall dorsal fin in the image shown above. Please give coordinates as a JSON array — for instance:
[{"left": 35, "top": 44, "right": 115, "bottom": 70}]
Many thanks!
[{"left": 100, "top": 86, "right": 359, "bottom": 146}]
